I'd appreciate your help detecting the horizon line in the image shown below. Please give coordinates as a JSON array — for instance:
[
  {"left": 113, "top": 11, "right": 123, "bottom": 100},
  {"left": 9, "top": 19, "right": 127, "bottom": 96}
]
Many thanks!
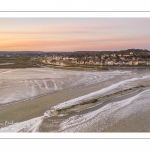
[{"left": 0, "top": 48, "right": 149, "bottom": 53}]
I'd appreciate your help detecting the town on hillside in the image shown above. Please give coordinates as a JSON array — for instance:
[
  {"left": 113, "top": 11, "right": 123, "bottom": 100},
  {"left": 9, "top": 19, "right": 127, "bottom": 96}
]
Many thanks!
[
  {"left": 0, "top": 49, "right": 150, "bottom": 68},
  {"left": 35, "top": 49, "right": 150, "bottom": 66}
]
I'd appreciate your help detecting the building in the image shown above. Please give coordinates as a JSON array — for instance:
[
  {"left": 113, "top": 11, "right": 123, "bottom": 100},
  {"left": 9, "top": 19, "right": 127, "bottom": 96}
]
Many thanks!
[
  {"left": 128, "top": 61, "right": 133, "bottom": 65},
  {"left": 146, "top": 61, "right": 150, "bottom": 65},
  {"left": 138, "top": 60, "right": 146, "bottom": 65},
  {"left": 133, "top": 61, "right": 138, "bottom": 65},
  {"left": 123, "top": 60, "right": 129, "bottom": 65},
  {"left": 107, "top": 60, "right": 114, "bottom": 65}
]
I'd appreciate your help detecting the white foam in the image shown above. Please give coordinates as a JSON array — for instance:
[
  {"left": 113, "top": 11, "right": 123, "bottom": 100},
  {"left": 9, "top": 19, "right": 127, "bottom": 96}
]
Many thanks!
[
  {"left": 51, "top": 79, "right": 58, "bottom": 90},
  {"left": 59, "top": 89, "right": 150, "bottom": 132},
  {"left": 0, "top": 68, "right": 130, "bottom": 104},
  {"left": 49, "top": 77, "right": 139, "bottom": 112},
  {"left": 0, "top": 117, "right": 43, "bottom": 132},
  {"left": 142, "top": 75, "right": 150, "bottom": 79},
  {"left": 1, "top": 89, "right": 150, "bottom": 132}
]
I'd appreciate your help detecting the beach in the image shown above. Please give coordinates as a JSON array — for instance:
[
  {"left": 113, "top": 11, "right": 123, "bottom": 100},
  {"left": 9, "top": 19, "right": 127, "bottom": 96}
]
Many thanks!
[{"left": 0, "top": 68, "right": 150, "bottom": 132}]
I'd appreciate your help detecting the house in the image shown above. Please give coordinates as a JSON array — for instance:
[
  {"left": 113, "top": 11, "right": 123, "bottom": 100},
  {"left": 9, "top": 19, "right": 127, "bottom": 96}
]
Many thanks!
[
  {"left": 146, "top": 61, "right": 150, "bottom": 65},
  {"left": 111, "top": 54, "right": 116, "bottom": 57},
  {"left": 101, "top": 55, "right": 106, "bottom": 60},
  {"left": 104, "top": 60, "right": 108, "bottom": 65},
  {"left": 89, "top": 60, "right": 94, "bottom": 65},
  {"left": 115, "top": 61, "right": 123, "bottom": 65},
  {"left": 100, "top": 60, "right": 104, "bottom": 66},
  {"left": 107, "top": 60, "right": 114, "bottom": 65},
  {"left": 138, "top": 60, "right": 146, "bottom": 65},
  {"left": 133, "top": 61, "right": 138, "bottom": 65},
  {"left": 130, "top": 52, "right": 133, "bottom": 56},
  {"left": 120, "top": 57, "right": 125, "bottom": 61},
  {"left": 128, "top": 61, "right": 133, "bottom": 65},
  {"left": 42, "top": 60, "right": 46, "bottom": 63},
  {"left": 77, "top": 60, "right": 85, "bottom": 64},
  {"left": 63, "top": 57, "right": 69, "bottom": 60},
  {"left": 123, "top": 60, "right": 129, "bottom": 65},
  {"left": 94, "top": 61, "right": 100, "bottom": 65}
]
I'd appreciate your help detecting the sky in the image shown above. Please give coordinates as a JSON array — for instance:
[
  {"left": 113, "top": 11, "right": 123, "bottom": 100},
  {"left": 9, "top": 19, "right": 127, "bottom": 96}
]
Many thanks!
[{"left": 0, "top": 18, "right": 150, "bottom": 51}]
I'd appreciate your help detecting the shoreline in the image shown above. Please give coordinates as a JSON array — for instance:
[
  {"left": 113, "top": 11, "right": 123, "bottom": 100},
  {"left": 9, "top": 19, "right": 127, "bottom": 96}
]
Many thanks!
[
  {"left": 1, "top": 65, "right": 150, "bottom": 70},
  {"left": 1, "top": 67, "right": 150, "bottom": 132},
  {"left": 1, "top": 85, "right": 150, "bottom": 131},
  {"left": 0, "top": 79, "right": 109, "bottom": 124},
  {"left": 0, "top": 67, "right": 144, "bottom": 124}
]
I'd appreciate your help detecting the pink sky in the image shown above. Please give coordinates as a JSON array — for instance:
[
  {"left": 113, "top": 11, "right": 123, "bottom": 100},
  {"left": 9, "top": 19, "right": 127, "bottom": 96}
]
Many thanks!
[{"left": 0, "top": 18, "right": 150, "bottom": 51}]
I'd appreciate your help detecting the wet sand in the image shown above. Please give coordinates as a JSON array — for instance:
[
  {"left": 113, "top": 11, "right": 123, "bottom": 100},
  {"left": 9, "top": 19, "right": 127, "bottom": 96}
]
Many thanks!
[
  {"left": 1, "top": 68, "right": 150, "bottom": 132},
  {"left": 38, "top": 87, "right": 149, "bottom": 132},
  {"left": 102, "top": 98, "right": 150, "bottom": 132},
  {"left": 0, "top": 79, "right": 112, "bottom": 123}
]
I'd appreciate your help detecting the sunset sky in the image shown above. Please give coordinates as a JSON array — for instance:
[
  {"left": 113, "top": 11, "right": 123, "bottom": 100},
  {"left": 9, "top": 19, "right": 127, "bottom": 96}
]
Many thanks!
[{"left": 0, "top": 18, "right": 150, "bottom": 51}]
